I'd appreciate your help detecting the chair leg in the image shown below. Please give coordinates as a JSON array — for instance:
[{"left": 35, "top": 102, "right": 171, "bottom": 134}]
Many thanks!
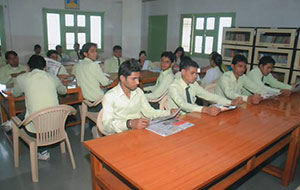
[
  {"left": 13, "top": 126, "right": 19, "bottom": 168},
  {"left": 29, "top": 142, "right": 38, "bottom": 182},
  {"left": 80, "top": 104, "right": 88, "bottom": 142},
  {"left": 60, "top": 141, "right": 66, "bottom": 154},
  {"left": 65, "top": 135, "right": 76, "bottom": 169}
]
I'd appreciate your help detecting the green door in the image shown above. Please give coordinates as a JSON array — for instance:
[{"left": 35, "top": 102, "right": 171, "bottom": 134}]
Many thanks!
[{"left": 147, "top": 15, "right": 168, "bottom": 62}]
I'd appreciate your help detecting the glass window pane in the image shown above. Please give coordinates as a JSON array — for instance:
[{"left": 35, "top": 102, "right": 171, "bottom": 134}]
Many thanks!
[
  {"left": 66, "top": 32, "right": 75, "bottom": 50},
  {"left": 205, "top": 36, "right": 214, "bottom": 54},
  {"left": 194, "top": 36, "right": 203, "bottom": 53},
  {"left": 217, "top": 17, "right": 232, "bottom": 53},
  {"left": 196, "top": 17, "right": 204, "bottom": 30},
  {"left": 181, "top": 18, "right": 192, "bottom": 52},
  {"left": 65, "top": 14, "right": 74, "bottom": 27},
  {"left": 46, "top": 13, "right": 61, "bottom": 50},
  {"left": 90, "top": 16, "right": 101, "bottom": 49},
  {"left": 77, "top": 15, "right": 86, "bottom": 27},
  {"left": 206, "top": 17, "right": 215, "bottom": 30},
  {"left": 77, "top": 33, "right": 86, "bottom": 47}
]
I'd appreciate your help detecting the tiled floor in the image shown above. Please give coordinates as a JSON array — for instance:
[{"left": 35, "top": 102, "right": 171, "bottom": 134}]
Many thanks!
[{"left": 0, "top": 125, "right": 299, "bottom": 190}]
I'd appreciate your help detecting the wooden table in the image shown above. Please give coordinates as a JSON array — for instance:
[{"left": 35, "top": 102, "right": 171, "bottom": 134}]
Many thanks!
[{"left": 84, "top": 99, "right": 300, "bottom": 190}]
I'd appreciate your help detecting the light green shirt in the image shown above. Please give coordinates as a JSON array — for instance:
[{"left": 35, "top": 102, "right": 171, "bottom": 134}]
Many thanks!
[
  {"left": 12, "top": 69, "right": 67, "bottom": 133},
  {"left": 168, "top": 77, "right": 231, "bottom": 114},
  {"left": 247, "top": 67, "right": 291, "bottom": 94},
  {"left": 0, "top": 64, "right": 27, "bottom": 84},
  {"left": 215, "top": 71, "right": 267, "bottom": 102},
  {"left": 0, "top": 56, "right": 6, "bottom": 66},
  {"left": 102, "top": 84, "right": 171, "bottom": 134},
  {"left": 57, "top": 53, "right": 69, "bottom": 62},
  {"left": 58, "top": 65, "right": 69, "bottom": 75},
  {"left": 144, "top": 68, "right": 174, "bottom": 100},
  {"left": 104, "top": 56, "right": 126, "bottom": 73},
  {"left": 73, "top": 58, "right": 110, "bottom": 102},
  {"left": 69, "top": 50, "right": 80, "bottom": 61}
]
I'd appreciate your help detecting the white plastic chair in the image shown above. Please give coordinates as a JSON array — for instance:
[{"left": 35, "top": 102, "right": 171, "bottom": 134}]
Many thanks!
[
  {"left": 95, "top": 109, "right": 114, "bottom": 137},
  {"left": 148, "top": 91, "right": 169, "bottom": 110},
  {"left": 12, "top": 105, "right": 77, "bottom": 182}
]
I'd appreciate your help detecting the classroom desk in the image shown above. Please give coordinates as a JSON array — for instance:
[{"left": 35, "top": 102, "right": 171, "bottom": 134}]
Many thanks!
[{"left": 84, "top": 100, "right": 300, "bottom": 190}]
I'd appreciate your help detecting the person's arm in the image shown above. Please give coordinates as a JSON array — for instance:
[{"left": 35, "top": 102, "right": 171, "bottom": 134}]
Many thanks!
[
  {"left": 248, "top": 70, "right": 280, "bottom": 94},
  {"left": 265, "top": 74, "right": 292, "bottom": 90},
  {"left": 169, "top": 84, "right": 203, "bottom": 112},
  {"left": 219, "top": 77, "right": 248, "bottom": 101},
  {"left": 12, "top": 75, "right": 24, "bottom": 97},
  {"left": 102, "top": 94, "right": 128, "bottom": 133},
  {"left": 244, "top": 76, "right": 267, "bottom": 95},
  {"left": 91, "top": 63, "right": 111, "bottom": 86},
  {"left": 53, "top": 75, "right": 67, "bottom": 95},
  {"left": 0, "top": 67, "right": 10, "bottom": 84},
  {"left": 195, "top": 83, "right": 231, "bottom": 105},
  {"left": 145, "top": 75, "right": 173, "bottom": 100}
]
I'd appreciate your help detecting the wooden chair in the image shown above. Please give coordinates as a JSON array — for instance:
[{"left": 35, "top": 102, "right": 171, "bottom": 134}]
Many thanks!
[
  {"left": 11, "top": 105, "right": 77, "bottom": 182},
  {"left": 79, "top": 98, "right": 103, "bottom": 142},
  {"left": 148, "top": 91, "right": 169, "bottom": 110}
]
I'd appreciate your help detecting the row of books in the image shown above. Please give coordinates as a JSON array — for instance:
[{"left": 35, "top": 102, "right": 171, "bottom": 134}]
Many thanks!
[
  {"left": 225, "top": 32, "right": 250, "bottom": 42},
  {"left": 224, "top": 49, "right": 249, "bottom": 58},
  {"left": 259, "top": 35, "right": 290, "bottom": 44}
]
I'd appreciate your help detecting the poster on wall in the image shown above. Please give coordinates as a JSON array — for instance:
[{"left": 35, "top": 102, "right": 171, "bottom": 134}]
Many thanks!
[{"left": 65, "top": 0, "right": 80, "bottom": 9}]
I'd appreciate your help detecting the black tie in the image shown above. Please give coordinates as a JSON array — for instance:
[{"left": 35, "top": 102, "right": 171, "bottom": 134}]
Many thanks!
[
  {"left": 77, "top": 51, "right": 80, "bottom": 59},
  {"left": 261, "top": 76, "right": 264, "bottom": 82},
  {"left": 118, "top": 58, "right": 120, "bottom": 67},
  {"left": 186, "top": 86, "right": 192, "bottom": 104}
]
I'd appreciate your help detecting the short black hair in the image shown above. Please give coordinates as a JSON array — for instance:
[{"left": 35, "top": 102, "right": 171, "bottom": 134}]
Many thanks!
[
  {"left": 81, "top": 42, "right": 97, "bottom": 57},
  {"left": 113, "top": 45, "right": 122, "bottom": 52},
  {"left": 27, "top": 55, "right": 46, "bottom": 70},
  {"left": 180, "top": 58, "right": 199, "bottom": 71},
  {"left": 34, "top": 44, "right": 41, "bottom": 50},
  {"left": 161, "top": 51, "right": 175, "bottom": 63},
  {"left": 139, "top": 50, "right": 147, "bottom": 57},
  {"left": 55, "top": 45, "right": 62, "bottom": 50},
  {"left": 74, "top": 42, "right": 80, "bottom": 48},
  {"left": 211, "top": 52, "right": 224, "bottom": 73},
  {"left": 47, "top": 50, "right": 58, "bottom": 58},
  {"left": 118, "top": 58, "right": 141, "bottom": 80},
  {"left": 5, "top": 51, "right": 18, "bottom": 60},
  {"left": 259, "top": 56, "right": 275, "bottom": 66},
  {"left": 179, "top": 56, "right": 192, "bottom": 71},
  {"left": 232, "top": 54, "right": 248, "bottom": 65}
]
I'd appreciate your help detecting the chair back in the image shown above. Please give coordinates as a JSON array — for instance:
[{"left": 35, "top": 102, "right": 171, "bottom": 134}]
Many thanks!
[
  {"left": 159, "top": 95, "right": 169, "bottom": 110},
  {"left": 96, "top": 109, "right": 113, "bottom": 136}
]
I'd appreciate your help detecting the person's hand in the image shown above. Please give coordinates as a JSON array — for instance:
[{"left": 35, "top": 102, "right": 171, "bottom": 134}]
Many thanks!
[
  {"left": 171, "top": 108, "right": 181, "bottom": 118},
  {"left": 280, "top": 89, "right": 292, "bottom": 97},
  {"left": 247, "top": 94, "right": 262, "bottom": 105},
  {"left": 129, "top": 118, "right": 150, "bottom": 129},
  {"left": 231, "top": 97, "right": 243, "bottom": 105},
  {"left": 202, "top": 106, "right": 221, "bottom": 116},
  {"left": 11, "top": 71, "right": 26, "bottom": 78}
]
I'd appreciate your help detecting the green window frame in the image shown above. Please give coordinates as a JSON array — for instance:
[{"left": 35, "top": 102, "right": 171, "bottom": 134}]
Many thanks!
[
  {"left": 42, "top": 8, "right": 104, "bottom": 53},
  {"left": 0, "top": 5, "right": 6, "bottom": 53},
  {"left": 180, "top": 12, "right": 236, "bottom": 58}
]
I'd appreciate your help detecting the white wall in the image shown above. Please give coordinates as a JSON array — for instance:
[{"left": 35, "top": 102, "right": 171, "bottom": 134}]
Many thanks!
[
  {"left": 0, "top": 0, "right": 123, "bottom": 64},
  {"left": 142, "top": 0, "right": 300, "bottom": 66}
]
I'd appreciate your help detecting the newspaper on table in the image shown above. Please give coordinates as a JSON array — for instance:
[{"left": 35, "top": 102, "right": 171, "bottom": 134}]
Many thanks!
[
  {"left": 292, "top": 81, "right": 300, "bottom": 93},
  {"left": 210, "top": 104, "right": 237, "bottom": 112},
  {"left": 45, "top": 58, "right": 61, "bottom": 76},
  {"left": 146, "top": 109, "right": 194, "bottom": 137},
  {"left": 261, "top": 91, "right": 281, "bottom": 100}
]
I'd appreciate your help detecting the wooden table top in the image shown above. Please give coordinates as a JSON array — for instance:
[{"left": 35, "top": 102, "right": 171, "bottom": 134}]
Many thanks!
[{"left": 84, "top": 101, "right": 300, "bottom": 190}]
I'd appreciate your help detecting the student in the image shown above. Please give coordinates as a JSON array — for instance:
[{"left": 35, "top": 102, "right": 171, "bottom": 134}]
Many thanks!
[
  {"left": 173, "top": 47, "right": 184, "bottom": 73},
  {"left": 215, "top": 54, "right": 266, "bottom": 104},
  {"left": 46, "top": 50, "right": 69, "bottom": 79},
  {"left": 72, "top": 42, "right": 111, "bottom": 111},
  {"left": 104, "top": 45, "right": 125, "bottom": 73},
  {"left": 168, "top": 58, "right": 240, "bottom": 116},
  {"left": 138, "top": 50, "right": 151, "bottom": 70},
  {"left": 201, "top": 52, "right": 224, "bottom": 87},
  {"left": 69, "top": 42, "right": 81, "bottom": 61},
  {"left": 144, "top": 51, "right": 175, "bottom": 100},
  {"left": 33, "top": 44, "right": 44, "bottom": 56},
  {"left": 55, "top": 45, "right": 69, "bottom": 62},
  {"left": 210, "top": 51, "right": 228, "bottom": 72},
  {"left": 247, "top": 56, "right": 292, "bottom": 96},
  {"left": 0, "top": 45, "right": 6, "bottom": 67},
  {"left": 0, "top": 51, "right": 27, "bottom": 84},
  {"left": 12, "top": 55, "right": 67, "bottom": 160},
  {"left": 102, "top": 59, "right": 178, "bottom": 134}
]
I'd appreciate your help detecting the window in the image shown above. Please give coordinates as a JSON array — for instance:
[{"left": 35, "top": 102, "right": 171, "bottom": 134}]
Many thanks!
[
  {"left": 0, "top": 5, "right": 6, "bottom": 53},
  {"left": 43, "top": 9, "right": 104, "bottom": 52},
  {"left": 180, "top": 13, "right": 235, "bottom": 57}
]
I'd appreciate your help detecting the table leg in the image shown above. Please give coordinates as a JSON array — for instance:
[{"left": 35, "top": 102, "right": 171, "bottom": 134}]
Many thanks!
[{"left": 90, "top": 153, "right": 103, "bottom": 190}]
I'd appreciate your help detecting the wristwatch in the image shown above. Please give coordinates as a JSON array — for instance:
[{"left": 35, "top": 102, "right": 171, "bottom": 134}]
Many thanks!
[{"left": 126, "top": 120, "right": 132, "bottom": 129}]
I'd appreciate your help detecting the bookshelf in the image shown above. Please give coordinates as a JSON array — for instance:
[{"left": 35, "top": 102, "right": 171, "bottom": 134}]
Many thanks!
[
  {"left": 253, "top": 48, "right": 292, "bottom": 68},
  {"left": 291, "top": 71, "right": 300, "bottom": 84},
  {"left": 222, "top": 45, "right": 252, "bottom": 63},
  {"left": 297, "top": 34, "right": 300, "bottom": 49},
  {"left": 271, "top": 68, "right": 290, "bottom": 84},
  {"left": 256, "top": 29, "right": 296, "bottom": 48},
  {"left": 294, "top": 51, "right": 300, "bottom": 70},
  {"left": 223, "top": 28, "right": 255, "bottom": 46}
]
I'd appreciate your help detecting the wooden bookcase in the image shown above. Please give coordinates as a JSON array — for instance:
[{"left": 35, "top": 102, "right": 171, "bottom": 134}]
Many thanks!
[
  {"left": 253, "top": 48, "right": 293, "bottom": 68},
  {"left": 291, "top": 71, "right": 300, "bottom": 84},
  {"left": 222, "top": 45, "right": 252, "bottom": 63},
  {"left": 223, "top": 28, "right": 255, "bottom": 46},
  {"left": 256, "top": 28, "right": 296, "bottom": 48}
]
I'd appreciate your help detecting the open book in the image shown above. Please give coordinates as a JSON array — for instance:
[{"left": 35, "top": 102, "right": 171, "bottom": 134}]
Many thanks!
[
  {"left": 210, "top": 104, "right": 237, "bottom": 112},
  {"left": 45, "top": 58, "right": 61, "bottom": 76}
]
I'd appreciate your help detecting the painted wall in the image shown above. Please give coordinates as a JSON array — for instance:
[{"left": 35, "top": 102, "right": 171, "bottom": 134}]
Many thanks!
[
  {"left": 142, "top": 0, "right": 300, "bottom": 66},
  {"left": 0, "top": 0, "right": 123, "bottom": 64}
]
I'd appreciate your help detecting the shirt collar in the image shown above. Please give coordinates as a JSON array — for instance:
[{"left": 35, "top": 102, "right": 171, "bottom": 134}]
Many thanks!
[
  {"left": 161, "top": 68, "right": 172, "bottom": 76},
  {"left": 83, "top": 57, "right": 94, "bottom": 63},
  {"left": 115, "top": 83, "right": 138, "bottom": 99},
  {"left": 256, "top": 67, "right": 263, "bottom": 78},
  {"left": 178, "top": 77, "right": 189, "bottom": 89}
]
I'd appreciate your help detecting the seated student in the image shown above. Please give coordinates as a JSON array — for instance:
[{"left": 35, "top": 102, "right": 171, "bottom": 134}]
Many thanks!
[
  {"left": 72, "top": 42, "right": 111, "bottom": 111},
  {"left": 210, "top": 51, "right": 228, "bottom": 72},
  {"left": 0, "top": 51, "right": 27, "bottom": 84},
  {"left": 173, "top": 47, "right": 184, "bottom": 73},
  {"left": 168, "top": 59, "right": 240, "bottom": 116},
  {"left": 0, "top": 45, "right": 6, "bottom": 67},
  {"left": 33, "top": 44, "right": 44, "bottom": 56},
  {"left": 55, "top": 45, "right": 69, "bottom": 62},
  {"left": 102, "top": 59, "right": 178, "bottom": 134},
  {"left": 69, "top": 42, "right": 81, "bottom": 61},
  {"left": 247, "top": 56, "right": 292, "bottom": 96},
  {"left": 144, "top": 51, "right": 175, "bottom": 100},
  {"left": 138, "top": 50, "right": 151, "bottom": 70},
  {"left": 104, "top": 45, "right": 126, "bottom": 73},
  {"left": 200, "top": 52, "right": 224, "bottom": 87},
  {"left": 12, "top": 55, "right": 67, "bottom": 159},
  {"left": 215, "top": 54, "right": 266, "bottom": 104},
  {"left": 46, "top": 50, "right": 70, "bottom": 79}
]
